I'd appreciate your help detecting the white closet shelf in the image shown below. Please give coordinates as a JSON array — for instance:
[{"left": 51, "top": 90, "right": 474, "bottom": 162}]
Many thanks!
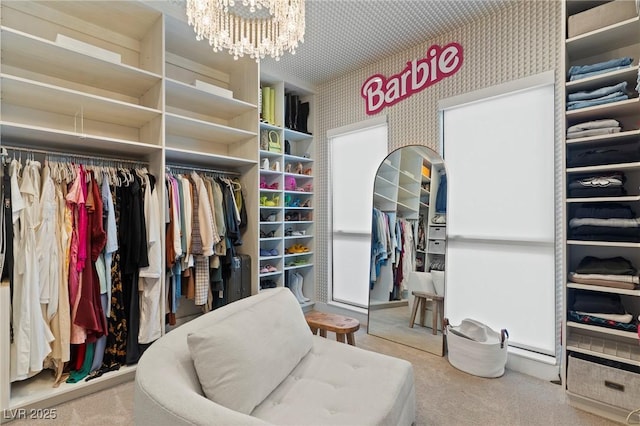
[
  {"left": 260, "top": 150, "right": 284, "bottom": 159},
  {"left": 567, "top": 195, "right": 640, "bottom": 203},
  {"left": 567, "top": 321, "right": 639, "bottom": 340},
  {"left": 260, "top": 122, "right": 281, "bottom": 131},
  {"left": 259, "top": 271, "right": 281, "bottom": 278},
  {"left": 566, "top": 98, "right": 639, "bottom": 122},
  {"left": 567, "top": 240, "right": 640, "bottom": 248},
  {"left": 374, "top": 192, "right": 396, "bottom": 206},
  {"left": 396, "top": 201, "right": 418, "bottom": 213},
  {"left": 567, "top": 161, "right": 640, "bottom": 173},
  {"left": 567, "top": 334, "right": 640, "bottom": 367},
  {"left": 284, "top": 264, "right": 313, "bottom": 271},
  {"left": 1, "top": 74, "right": 161, "bottom": 128},
  {"left": 284, "top": 154, "right": 313, "bottom": 163},
  {"left": 398, "top": 170, "right": 420, "bottom": 184},
  {"left": 284, "top": 252, "right": 314, "bottom": 258},
  {"left": 566, "top": 66, "right": 639, "bottom": 93},
  {"left": 284, "top": 128, "right": 313, "bottom": 142},
  {"left": 566, "top": 16, "right": 640, "bottom": 60},
  {"left": 1, "top": 27, "right": 162, "bottom": 98},
  {"left": 0, "top": 122, "right": 162, "bottom": 157},
  {"left": 164, "top": 17, "right": 244, "bottom": 76},
  {"left": 259, "top": 189, "right": 280, "bottom": 194},
  {"left": 165, "top": 78, "right": 256, "bottom": 120},
  {"left": 397, "top": 185, "right": 417, "bottom": 198},
  {"left": 284, "top": 236, "right": 313, "bottom": 241},
  {"left": 165, "top": 113, "right": 256, "bottom": 143},
  {"left": 420, "top": 202, "right": 429, "bottom": 208},
  {"left": 565, "top": 129, "right": 640, "bottom": 146},
  {"left": 567, "top": 282, "right": 640, "bottom": 296},
  {"left": 379, "top": 160, "right": 399, "bottom": 174},
  {"left": 375, "top": 174, "right": 396, "bottom": 188},
  {"left": 8, "top": 366, "right": 136, "bottom": 411},
  {"left": 165, "top": 147, "right": 256, "bottom": 169},
  {"left": 259, "top": 169, "right": 281, "bottom": 176}
]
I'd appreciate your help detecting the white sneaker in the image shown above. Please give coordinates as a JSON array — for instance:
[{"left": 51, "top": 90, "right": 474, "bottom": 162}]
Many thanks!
[{"left": 262, "top": 158, "right": 269, "bottom": 170}]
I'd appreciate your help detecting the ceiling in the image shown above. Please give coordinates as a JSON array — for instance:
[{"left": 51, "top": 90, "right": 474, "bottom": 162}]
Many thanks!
[{"left": 260, "top": 0, "right": 515, "bottom": 87}]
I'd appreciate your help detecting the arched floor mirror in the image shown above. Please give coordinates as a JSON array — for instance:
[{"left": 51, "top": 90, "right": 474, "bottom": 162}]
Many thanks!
[{"left": 368, "top": 145, "right": 447, "bottom": 356}]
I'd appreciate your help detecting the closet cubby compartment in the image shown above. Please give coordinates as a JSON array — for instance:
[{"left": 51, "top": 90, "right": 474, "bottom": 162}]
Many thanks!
[
  {"left": 0, "top": 1, "right": 164, "bottom": 156},
  {"left": 0, "top": 0, "right": 265, "bottom": 418},
  {"left": 0, "top": 71, "right": 163, "bottom": 152},
  {"left": 255, "top": 76, "right": 315, "bottom": 305},
  {"left": 163, "top": 13, "right": 258, "bottom": 166},
  {"left": 563, "top": 4, "right": 640, "bottom": 413},
  {"left": 566, "top": 14, "right": 639, "bottom": 60},
  {"left": 1, "top": 2, "right": 163, "bottom": 103}
]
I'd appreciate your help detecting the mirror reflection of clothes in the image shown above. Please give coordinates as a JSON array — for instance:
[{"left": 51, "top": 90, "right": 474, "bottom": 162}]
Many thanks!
[{"left": 435, "top": 173, "right": 447, "bottom": 214}]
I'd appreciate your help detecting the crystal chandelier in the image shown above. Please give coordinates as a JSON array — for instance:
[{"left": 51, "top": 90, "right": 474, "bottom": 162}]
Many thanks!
[{"left": 186, "top": 0, "right": 305, "bottom": 62}]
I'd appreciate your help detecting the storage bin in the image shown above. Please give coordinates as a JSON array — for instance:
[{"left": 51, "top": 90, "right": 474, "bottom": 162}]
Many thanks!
[
  {"left": 429, "top": 226, "right": 446, "bottom": 240},
  {"left": 427, "top": 240, "right": 446, "bottom": 254},
  {"left": 445, "top": 318, "right": 508, "bottom": 378},
  {"left": 568, "top": 0, "right": 638, "bottom": 38},
  {"left": 567, "top": 354, "right": 640, "bottom": 411}
]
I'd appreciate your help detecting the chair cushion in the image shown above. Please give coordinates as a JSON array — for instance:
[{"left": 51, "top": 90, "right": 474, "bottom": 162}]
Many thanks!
[
  {"left": 251, "top": 336, "right": 415, "bottom": 425},
  {"left": 187, "top": 288, "right": 313, "bottom": 414}
]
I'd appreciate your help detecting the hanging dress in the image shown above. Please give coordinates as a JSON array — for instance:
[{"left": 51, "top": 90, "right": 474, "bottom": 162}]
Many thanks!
[
  {"left": 10, "top": 160, "right": 54, "bottom": 381},
  {"left": 139, "top": 173, "right": 163, "bottom": 344},
  {"left": 101, "top": 180, "right": 127, "bottom": 369}
]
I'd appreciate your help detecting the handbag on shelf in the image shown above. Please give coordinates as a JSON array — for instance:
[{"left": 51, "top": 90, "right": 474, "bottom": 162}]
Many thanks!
[
  {"left": 260, "top": 129, "right": 269, "bottom": 151},
  {"left": 268, "top": 130, "right": 281, "bottom": 153}
]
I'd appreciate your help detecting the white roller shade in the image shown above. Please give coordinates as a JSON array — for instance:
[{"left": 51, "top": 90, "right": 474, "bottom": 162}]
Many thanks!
[{"left": 442, "top": 76, "right": 555, "bottom": 356}]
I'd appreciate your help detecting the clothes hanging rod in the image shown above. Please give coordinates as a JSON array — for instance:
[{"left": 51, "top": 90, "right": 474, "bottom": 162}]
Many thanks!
[
  {"left": 165, "top": 163, "right": 240, "bottom": 176},
  {"left": 2, "top": 145, "right": 148, "bottom": 166}
]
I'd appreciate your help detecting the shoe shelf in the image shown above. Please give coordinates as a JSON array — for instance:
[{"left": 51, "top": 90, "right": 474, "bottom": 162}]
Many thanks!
[
  {"left": 258, "top": 77, "right": 315, "bottom": 306},
  {"left": 285, "top": 263, "right": 313, "bottom": 271},
  {"left": 259, "top": 270, "right": 281, "bottom": 278}
]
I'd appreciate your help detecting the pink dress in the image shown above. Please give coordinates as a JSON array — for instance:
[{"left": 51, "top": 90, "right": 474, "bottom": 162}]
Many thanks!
[{"left": 66, "top": 166, "right": 87, "bottom": 344}]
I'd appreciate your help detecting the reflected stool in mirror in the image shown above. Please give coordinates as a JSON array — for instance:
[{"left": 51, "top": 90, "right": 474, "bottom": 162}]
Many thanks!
[
  {"left": 304, "top": 311, "right": 360, "bottom": 346},
  {"left": 409, "top": 291, "right": 444, "bottom": 335}
]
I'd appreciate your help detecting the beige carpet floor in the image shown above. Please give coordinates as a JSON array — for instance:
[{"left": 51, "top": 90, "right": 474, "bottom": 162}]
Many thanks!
[{"left": 8, "top": 327, "right": 618, "bottom": 426}]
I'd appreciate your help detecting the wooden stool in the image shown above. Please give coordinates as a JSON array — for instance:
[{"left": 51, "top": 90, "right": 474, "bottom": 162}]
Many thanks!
[
  {"left": 304, "top": 311, "right": 360, "bottom": 346},
  {"left": 409, "top": 291, "right": 444, "bottom": 335}
]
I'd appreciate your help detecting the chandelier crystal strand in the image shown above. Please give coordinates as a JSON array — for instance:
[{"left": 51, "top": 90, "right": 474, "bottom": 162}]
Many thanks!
[{"left": 186, "top": 0, "right": 304, "bottom": 62}]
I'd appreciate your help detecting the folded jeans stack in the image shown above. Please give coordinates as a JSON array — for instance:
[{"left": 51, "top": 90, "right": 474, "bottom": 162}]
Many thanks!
[
  {"left": 567, "top": 81, "right": 629, "bottom": 110},
  {"left": 567, "top": 57, "right": 634, "bottom": 82},
  {"left": 566, "top": 118, "right": 621, "bottom": 139}
]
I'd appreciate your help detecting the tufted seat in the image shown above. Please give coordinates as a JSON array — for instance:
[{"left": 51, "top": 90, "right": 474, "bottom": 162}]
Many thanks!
[
  {"left": 253, "top": 336, "right": 415, "bottom": 425},
  {"left": 134, "top": 288, "right": 415, "bottom": 426}
]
